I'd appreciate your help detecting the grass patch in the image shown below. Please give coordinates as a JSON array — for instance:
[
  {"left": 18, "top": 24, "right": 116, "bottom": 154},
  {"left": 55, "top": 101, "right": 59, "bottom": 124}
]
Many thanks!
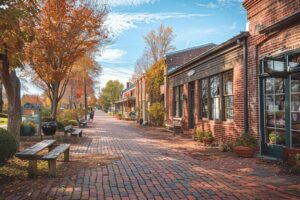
[
  {"left": 0, "top": 156, "right": 50, "bottom": 184},
  {"left": 0, "top": 117, "right": 7, "bottom": 125}
]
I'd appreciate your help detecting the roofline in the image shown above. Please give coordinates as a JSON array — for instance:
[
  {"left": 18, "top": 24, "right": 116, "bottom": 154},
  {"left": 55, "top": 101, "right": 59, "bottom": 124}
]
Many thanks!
[
  {"left": 168, "top": 31, "right": 249, "bottom": 76},
  {"left": 165, "top": 43, "right": 216, "bottom": 57}
]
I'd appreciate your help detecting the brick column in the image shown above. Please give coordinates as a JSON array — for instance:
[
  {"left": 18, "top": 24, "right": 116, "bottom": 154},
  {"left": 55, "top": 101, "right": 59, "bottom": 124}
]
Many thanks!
[
  {"left": 183, "top": 83, "right": 189, "bottom": 130},
  {"left": 194, "top": 80, "right": 199, "bottom": 126}
]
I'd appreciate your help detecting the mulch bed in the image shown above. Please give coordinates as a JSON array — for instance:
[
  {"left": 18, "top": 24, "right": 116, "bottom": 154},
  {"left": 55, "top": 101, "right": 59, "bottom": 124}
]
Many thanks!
[{"left": 0, "top": 153, "right": 121, "bottom": 199}]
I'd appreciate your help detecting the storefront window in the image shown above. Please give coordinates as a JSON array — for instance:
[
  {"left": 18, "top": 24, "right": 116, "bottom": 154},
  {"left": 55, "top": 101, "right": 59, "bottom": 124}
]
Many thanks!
[
  {"left": 265, "top": 78, "right": 286, "bottom": 146},
  {"left": 223, "top": 71, "right": 233, "bottom": 121},
  {"left": 210, "top": 75, "right": 220, "bottom": 120},
  {"left": 200, "top": 79, "right": 209, "bottom": 118},
  {"left": 290, "top": 53, "right": 300, "bottom": 148},
  {"left": 173, "top": 85, "right": 183, "bottom": 117}
]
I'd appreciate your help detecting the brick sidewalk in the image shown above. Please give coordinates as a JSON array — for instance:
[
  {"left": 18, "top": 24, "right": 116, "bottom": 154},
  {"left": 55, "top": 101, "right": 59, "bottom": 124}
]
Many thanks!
[{"left": 4, "top": 111, "right": 300, "bottom": 200}]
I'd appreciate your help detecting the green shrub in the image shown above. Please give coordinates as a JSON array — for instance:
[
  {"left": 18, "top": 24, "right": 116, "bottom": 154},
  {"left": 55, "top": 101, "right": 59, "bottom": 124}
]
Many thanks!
[
  {"left": 219, "top": 142, "right": 234, "bottom": 152},
  {"left": 57, "top": 109, "right": 85, "bottom": 121},
  {"left": 194, "top": 129, "right": 205, "bottom": 142},
  {"left": 148, "top": 103, "right": 165, "bottom": 126},
  {"left": 56, "top": 121, "right": 64, "bottom": 130},
  {"left": 20, "top": 121, "right": 36, "bottom": 136},
  {"left": 0, "top": 113, "right": 8, "bottom": 118},
  {"left": 235, "top": 133, "right": 258, "bottom": 149},
  {"left": 41, "top": 107, "right": 52, "bottom": 121},
  {"left": 203, "top": 131, "right": 213, "bottom": 142},
  {"left": 0, "top": 128, "right": 18, "bottom": 166},
  {"left": 107, "top": 112, "right": 113, "bottom": 116},
  {"left": 64, "top": 120, "right": 78, "bottom": 126}
]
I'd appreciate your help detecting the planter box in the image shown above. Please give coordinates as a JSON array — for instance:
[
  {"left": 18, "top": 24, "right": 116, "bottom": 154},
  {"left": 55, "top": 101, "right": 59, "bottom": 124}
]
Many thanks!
[{"left": 234, "top": 146, "right": 256, "bottom": 158}]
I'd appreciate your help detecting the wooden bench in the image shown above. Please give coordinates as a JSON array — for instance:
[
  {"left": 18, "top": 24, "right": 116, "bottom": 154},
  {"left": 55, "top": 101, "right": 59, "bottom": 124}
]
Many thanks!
[
  {"left": 78, "top": 119, "right": 88, "bottom": 128},
  {"left": 15, "top": 139, "right": 56, "bottom": 177},
  {"left": 164, "top": 118, "right": 183, "bottom": 135},
  {"left": 64, "top": 125, "right": 82, "bottom": 137},
  {"left": 42, "top": 144, "right": 70, "bottom": 177},
  {"left": 16, "top": 140, "right": 70, "bottom": 177}
]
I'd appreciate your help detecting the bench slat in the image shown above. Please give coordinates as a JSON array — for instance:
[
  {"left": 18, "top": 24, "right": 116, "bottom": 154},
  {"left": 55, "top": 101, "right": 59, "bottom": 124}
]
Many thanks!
[
  {"left": 72, "top": 129, "right": 82, "bottom": 135},
  {"left": 16, "top": 140, "right": 56, "bottom": 158},
  {"left": 64, "top": 125, "right": 73, "bottom": 132},
  {"left": 42, "top": 144, "right": 70, "bottom": 160}
]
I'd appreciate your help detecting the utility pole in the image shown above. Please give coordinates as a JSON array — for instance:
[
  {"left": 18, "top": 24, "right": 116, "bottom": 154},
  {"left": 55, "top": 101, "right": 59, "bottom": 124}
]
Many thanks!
[{"left": 84, "top": 77, "right": 87, "bottom": 120}]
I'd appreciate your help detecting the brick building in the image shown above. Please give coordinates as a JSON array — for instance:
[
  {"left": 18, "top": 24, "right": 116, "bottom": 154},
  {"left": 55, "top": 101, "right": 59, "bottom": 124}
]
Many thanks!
[
  {"left": 114, "top": 83, "right": 136, "bottom": 118},
  {"left": 244, "top": 0, "right": 300, "bottom": 158},
  {"left": 166, "top": 33, "right": 248, "bottom": 142},
  {"left": 135, "top": 74, "right": 149, "bottom": 124},
  {"left": 165, "top": 43, "right": 216, "bottom": 121}
]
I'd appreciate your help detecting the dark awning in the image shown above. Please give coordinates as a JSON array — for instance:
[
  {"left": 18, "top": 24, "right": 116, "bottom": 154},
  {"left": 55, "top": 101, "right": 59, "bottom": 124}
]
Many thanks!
[{"left": 260, "top": 11, "right": 300, "bottom": 34}]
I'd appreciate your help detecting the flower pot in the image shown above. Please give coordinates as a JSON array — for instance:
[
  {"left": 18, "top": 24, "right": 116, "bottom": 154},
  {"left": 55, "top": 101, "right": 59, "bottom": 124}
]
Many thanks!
[
  {"left": 234, "top": 146, "right": 256, "bottom": 158},
  {"left": 42, "top": 121, "right": 57, "bottom": 136}
]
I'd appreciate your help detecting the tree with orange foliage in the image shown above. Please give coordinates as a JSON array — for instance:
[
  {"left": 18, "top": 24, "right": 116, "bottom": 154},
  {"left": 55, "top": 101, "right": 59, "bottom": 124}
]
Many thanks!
[
  {"left": 0, "top": 0, "right": 38, "bottom": 141},
  {"left": 67, "top": 55, "right": 101, "bottom": 109},
  {"left": 145, "top": 59, "right": 165, "bottom": 103},
  {"left": 25, "top": 0, "right": 108, "bottom": 119}
]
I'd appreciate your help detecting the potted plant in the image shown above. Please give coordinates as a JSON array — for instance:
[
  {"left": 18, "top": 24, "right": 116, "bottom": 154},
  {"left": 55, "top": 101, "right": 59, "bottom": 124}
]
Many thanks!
[
  {"left": 42, "top": 121, "right": 57, "bottom": 136},
  {"left": 202, "top": 131, "right": 213, "bottom": 146},
  {"left": 234, "top": 133, "right": 258, "bottom": 158},
  {"left": 268, "top": 132, "right": 276, "bottom": 144}
]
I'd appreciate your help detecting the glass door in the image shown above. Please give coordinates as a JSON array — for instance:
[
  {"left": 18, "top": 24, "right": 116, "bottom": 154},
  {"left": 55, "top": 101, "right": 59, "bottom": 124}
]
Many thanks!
[
  {"left": 289, "top": 52, "right": 300, "bottom": 149},
  {"left": 264, "top": 78, "right": 286, "bottom": 146},
  {"left": 260, "top": 58, "right": 287, "bottom": 158}
]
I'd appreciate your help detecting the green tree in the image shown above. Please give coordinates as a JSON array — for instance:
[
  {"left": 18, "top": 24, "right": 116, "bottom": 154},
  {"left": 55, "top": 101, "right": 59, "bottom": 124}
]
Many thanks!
[{"left": 99, "top": 80, "right": 124, "bottom": 112}]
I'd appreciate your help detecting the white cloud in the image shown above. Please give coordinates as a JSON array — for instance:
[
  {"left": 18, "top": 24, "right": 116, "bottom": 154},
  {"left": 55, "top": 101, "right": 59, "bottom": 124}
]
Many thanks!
[
  {"left": 229, "top": 21, "right": 237, "bottom": 30},
  {"left": 217, "top": 0, "right": 242, "bottom": 6},
  {"left": 105, "top": 12, "right": 211, "bottom": 36},
  {"left": 97, "top": 48, "right": 127, "bottom": 63},
  {"left": 105, "top": 0, "right": 158, "bottom": 7},
  {"left": 196, "top": 3, "right": 218, "bottom": 9}
]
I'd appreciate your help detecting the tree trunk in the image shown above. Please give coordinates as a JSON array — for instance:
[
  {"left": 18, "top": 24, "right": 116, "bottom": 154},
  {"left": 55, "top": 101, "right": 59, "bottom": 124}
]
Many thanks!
[
  {"left": 0, "top": 81, "right": 3, "bottom": 113},
  {"left": 0, "top": 53, "right": 21, "bottom": 143},
  {"left": 7, "top": 71, "right": 21, "bottom": 142},
  {"left": 50, "top": 83, "right": 59, "bottom": 120}
]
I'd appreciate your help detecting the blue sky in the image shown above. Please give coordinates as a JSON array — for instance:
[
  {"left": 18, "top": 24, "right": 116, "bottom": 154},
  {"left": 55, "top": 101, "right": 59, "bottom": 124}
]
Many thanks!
[
  {"left": 96, "top": 0, "right": 246, "bottom": 90},
  {"left": 24, "top": 0, "right": 246, "bottom": 95}
]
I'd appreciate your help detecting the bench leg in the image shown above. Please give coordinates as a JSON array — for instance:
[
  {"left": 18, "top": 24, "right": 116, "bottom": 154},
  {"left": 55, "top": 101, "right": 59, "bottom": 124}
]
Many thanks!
[
  {"left": 48, "top": 159, "right": 56, "bottom": 177},
  {"left": 28, "top": 160, "right": 37, "bottom": 178},
  {"left": 64, "top": 148, "right": 70, "bottom": 162}
]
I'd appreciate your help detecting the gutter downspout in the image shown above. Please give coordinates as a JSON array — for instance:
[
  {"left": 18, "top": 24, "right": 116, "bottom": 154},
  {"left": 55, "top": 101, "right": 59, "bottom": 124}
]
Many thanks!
[{"left": 243, "top": 38, "right": 249, "bottom": 134}]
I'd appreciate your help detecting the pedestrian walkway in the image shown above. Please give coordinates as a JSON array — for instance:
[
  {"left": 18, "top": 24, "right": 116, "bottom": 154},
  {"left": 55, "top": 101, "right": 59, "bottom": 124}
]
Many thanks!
[{"left": 5, "top": 111, "right": 300, "bottom": 200}]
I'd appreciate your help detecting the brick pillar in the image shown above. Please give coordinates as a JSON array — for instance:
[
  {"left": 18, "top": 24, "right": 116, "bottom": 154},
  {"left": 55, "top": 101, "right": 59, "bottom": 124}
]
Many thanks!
[
  {"left": 168, "top": 86, "right": 173, "bottom": 120},
  {"left": 183, "top": 83, "right": 189, "bottom": 130},
  {"left": 194, "top": 80, "right": 199, "bottom": 126}
]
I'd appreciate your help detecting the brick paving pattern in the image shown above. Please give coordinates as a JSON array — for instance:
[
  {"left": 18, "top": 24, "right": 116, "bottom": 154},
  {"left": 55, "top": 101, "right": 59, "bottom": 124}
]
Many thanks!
[{"left": 6, "top": 111, "right": 300, "bottom": 200}]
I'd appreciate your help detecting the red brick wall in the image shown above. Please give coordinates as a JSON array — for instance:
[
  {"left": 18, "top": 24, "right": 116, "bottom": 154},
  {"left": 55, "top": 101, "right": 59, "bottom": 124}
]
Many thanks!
[
  {"left": 244, "top": 0, "right": 300, "bottom": 138},
  {"left": 193, "top": 63, "right": 245, "bottom": 142}
]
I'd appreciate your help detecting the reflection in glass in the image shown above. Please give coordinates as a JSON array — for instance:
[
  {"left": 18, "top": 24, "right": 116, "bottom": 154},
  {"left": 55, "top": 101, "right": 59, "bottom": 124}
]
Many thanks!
[{"left": 265, "top": 77, "right": 286, "bottom": 146}]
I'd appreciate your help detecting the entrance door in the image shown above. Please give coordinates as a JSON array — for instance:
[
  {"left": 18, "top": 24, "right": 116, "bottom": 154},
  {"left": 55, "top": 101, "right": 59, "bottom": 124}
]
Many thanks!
[
  {"left": 189, "top": 82, "right": 195, "bottom": 129},
  {"left": 261, "top": 77, "right": 286, "bottom": 158},
  {"left": 260, "top": 52, "right": 300, "bottom": 158}
]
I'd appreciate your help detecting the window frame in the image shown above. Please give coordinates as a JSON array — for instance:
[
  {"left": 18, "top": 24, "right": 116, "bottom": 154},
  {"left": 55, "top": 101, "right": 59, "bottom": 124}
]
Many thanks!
[
  {"left": 199, "top": 78, "right": 209, "bottom": 119},
  {"left": 223, "top": 70, "right": 234, "bottom": 122}
]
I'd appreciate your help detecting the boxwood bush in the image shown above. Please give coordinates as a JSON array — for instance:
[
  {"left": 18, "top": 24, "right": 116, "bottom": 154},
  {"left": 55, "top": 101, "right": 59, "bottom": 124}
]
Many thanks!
[
  {"left": 64, "top": 120, "right": 78, "bottom": 126},
  {"left": 0, "top": 128, "right": 18, "bottom": 166},
  {"left": 20, "top": 121, "right": 37, "bottom": 136},
  {"left": 56, "top": 121, "right": 64, "bottom": 130}
]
